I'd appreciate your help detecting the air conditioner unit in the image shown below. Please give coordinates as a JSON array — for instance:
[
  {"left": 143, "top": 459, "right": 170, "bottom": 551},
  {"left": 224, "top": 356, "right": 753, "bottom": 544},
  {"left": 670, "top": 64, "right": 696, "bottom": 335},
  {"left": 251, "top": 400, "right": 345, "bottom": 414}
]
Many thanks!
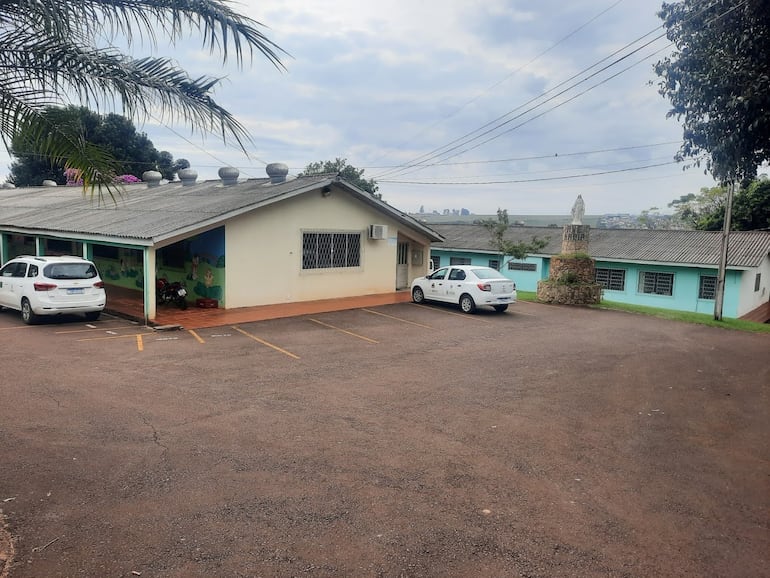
[{"left": 368, "top": 224, "right": 388, "bottom": 240}]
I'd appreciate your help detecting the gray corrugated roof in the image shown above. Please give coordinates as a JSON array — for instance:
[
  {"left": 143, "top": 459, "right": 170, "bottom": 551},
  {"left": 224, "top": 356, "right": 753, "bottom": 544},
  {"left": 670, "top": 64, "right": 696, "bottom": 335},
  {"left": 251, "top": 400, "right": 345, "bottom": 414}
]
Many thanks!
[
  {"left": 0, "top": 175, "right": 443, "bottom": 245},
  {"left": 430, "top": 224, "right": 770, "bottom": 268}
]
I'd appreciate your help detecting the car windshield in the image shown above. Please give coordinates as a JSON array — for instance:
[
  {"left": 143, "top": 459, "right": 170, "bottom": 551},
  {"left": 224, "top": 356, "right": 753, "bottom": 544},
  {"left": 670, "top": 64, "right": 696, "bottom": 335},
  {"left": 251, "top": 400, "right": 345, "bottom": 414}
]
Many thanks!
[
  {"left": 471, "top": 267, "right": 505, "bottom": 280},
  {"left": 44, "top": 263, "right": 97, "bottom": 280}
]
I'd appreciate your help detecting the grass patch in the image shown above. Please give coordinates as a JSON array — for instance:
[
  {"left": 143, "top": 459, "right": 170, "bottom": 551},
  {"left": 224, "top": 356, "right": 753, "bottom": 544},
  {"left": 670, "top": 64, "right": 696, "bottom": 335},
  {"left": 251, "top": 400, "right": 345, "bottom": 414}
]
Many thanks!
[{"left": 515, "top": 291, "right": 770, "bottom": 333}]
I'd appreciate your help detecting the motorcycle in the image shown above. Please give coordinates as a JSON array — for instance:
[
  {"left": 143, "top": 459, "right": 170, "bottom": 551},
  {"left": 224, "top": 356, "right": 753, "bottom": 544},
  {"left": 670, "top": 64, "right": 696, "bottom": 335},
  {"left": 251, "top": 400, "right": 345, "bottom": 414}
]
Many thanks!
[{"left": 156, "top": 277, "right": 188, "bottom": 309}]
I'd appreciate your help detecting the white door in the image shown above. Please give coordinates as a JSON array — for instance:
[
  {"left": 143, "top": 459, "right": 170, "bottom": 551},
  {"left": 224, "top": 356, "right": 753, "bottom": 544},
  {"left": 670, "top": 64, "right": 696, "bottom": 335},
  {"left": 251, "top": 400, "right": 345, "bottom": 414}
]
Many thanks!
[
  {"left": 396, "top": 242, "right": 409, "bottom": 289},
  {"left": 0, "top": 262, "right": 25, "bottom": 308},
  {"left": 425, "top": 267, "right": 449, "bottom": 301},
  {"left": 0, "top": 262, "right": 13, "bottom": 306}
]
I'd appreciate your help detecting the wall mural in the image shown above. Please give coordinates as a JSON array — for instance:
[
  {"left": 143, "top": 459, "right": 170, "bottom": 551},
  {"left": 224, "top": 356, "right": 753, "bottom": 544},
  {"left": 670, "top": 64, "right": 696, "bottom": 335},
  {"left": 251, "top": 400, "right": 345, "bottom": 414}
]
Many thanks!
[{"left": 92, "top": 226, "right": 226, "bottom": 306}]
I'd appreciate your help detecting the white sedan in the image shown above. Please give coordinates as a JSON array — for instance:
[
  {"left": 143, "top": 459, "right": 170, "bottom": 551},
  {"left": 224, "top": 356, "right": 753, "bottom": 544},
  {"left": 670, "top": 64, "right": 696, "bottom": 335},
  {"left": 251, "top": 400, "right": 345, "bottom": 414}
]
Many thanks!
[{"left": 411, "top": 265, "right": 517, "bottom": 313}]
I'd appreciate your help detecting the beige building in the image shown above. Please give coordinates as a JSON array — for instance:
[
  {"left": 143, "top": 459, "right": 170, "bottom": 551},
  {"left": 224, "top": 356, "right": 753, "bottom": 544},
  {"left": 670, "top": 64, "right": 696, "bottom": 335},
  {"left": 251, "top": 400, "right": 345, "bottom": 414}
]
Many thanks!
[{"left": 0, "top": 165, "right": 442, "bottom": 322}]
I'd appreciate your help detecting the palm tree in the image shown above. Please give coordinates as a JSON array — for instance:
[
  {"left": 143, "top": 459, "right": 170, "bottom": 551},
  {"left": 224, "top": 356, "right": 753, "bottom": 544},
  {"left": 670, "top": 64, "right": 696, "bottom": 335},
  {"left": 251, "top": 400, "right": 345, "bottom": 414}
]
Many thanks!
[{"left": 0, "top": 0, "right": 286, "bottom": 197}]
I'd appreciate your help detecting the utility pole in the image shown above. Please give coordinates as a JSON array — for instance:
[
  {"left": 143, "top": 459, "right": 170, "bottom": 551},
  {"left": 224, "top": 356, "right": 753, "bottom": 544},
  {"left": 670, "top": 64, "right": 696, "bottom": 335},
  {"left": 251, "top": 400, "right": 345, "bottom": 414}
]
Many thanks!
[{"left": 714, "top": 180, "right": 735, "bottom": 321}]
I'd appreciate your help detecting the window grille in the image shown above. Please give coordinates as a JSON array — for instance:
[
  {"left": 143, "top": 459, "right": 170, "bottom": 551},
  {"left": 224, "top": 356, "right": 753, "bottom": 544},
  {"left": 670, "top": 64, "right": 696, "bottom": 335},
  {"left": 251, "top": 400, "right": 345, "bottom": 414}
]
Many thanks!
[
  {"left": 698, "top": 275, "right": 717, "bottom": 300},
  {"left": 450, "top": 257, "right": 471, "bottom": 265},
  {"left": 596, "top": 268, "right": 626, "bottom": 291},
  {"left": 488, "top": 259, "right": 500, "bottom": 270},
  {"left": 508, "top": 262, "right": 537, "bottom": 271},
  {"left": 638, "top": 271, "right": 674, "bottom": 296},
  {"left": 302, "top": 232, "right": 361, "bottom": 270},
  {"left": 431, "top": 256, "right": 441, "bottom": 269}
]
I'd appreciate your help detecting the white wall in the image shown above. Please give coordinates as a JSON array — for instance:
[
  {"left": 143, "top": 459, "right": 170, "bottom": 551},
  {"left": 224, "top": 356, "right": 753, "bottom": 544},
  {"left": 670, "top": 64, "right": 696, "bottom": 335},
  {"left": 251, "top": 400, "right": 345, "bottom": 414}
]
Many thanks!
[
  {"left": 736, "top": 255, "right": 770, "bottom": 316},
  {"left": 225, "top": 187, "right": 432, "bottom": 308}
]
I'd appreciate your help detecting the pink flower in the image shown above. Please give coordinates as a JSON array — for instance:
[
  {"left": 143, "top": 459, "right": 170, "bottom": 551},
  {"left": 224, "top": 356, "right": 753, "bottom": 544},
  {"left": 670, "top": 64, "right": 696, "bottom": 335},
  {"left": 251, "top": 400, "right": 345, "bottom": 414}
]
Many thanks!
[{"left": 115, "top": 174, "right": 141, "bottom": 184}]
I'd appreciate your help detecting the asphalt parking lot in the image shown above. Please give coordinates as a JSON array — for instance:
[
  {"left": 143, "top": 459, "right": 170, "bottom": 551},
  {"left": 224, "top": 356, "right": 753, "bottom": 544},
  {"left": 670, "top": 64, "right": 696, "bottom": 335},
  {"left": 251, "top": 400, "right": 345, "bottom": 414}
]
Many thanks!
[{"left": 1, "top": 301, "right": 768, "bottom": 577}]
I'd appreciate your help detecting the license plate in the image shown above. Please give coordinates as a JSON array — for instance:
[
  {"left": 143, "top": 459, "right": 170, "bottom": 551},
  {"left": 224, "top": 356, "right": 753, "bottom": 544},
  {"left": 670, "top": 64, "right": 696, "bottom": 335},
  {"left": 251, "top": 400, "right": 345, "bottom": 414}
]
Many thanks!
[{"left": 67, "top": 288, "right": 84, "bottom": 295}]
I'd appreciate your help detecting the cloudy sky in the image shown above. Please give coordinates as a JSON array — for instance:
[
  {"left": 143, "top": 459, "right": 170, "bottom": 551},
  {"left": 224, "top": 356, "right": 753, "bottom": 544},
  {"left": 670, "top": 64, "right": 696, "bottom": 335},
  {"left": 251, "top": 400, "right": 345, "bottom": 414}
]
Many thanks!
[{"left": 5, "top": 0, "right": 722, "bottom": 215}]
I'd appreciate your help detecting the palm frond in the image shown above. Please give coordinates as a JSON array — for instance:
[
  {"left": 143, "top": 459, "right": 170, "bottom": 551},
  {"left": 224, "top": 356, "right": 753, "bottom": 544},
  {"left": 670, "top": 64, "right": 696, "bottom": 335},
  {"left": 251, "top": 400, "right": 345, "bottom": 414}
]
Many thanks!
[
  {"left": 2, "top": 0, "right": 288, "bottom": 70},
  {"left": 0, "top": 37, "right": 255, "bottom": 149},
  {"left": 0, "top": 0, "right": 287, "bottom": 201}
]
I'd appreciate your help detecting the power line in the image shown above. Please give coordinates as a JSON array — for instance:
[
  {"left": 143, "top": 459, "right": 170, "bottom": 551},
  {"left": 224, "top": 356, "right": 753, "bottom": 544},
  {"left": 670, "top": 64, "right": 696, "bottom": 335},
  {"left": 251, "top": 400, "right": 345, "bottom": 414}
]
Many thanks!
[
  {"left": 373, "top": 0, "right": 747, "bottom": 182},
  {"left": 373, "top": 30, "right": 670, "bottom": 180},
  {"left": 378, "top": 158, "right": 699, "bottom": 185},
  {"left": 361, "top": 141, "right": 681, "bottom": 169},
  {"left": 367, "top": 0, "right": 629, "bottom": 168}
]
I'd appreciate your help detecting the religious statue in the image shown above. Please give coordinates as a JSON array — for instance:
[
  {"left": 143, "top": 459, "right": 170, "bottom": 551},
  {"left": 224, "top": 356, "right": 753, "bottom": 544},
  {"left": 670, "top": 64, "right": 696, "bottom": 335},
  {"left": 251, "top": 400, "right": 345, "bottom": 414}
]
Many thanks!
[{"left": 571, "top": 194, "right": 585, "bottom": 225}]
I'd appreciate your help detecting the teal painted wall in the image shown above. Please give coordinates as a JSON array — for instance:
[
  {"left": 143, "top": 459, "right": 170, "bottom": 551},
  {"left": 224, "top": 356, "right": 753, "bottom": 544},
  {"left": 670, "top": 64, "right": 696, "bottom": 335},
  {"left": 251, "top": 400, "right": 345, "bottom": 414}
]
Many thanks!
[
  {"left": 430, "top": 249, "right": 743, "bottom": 318},
  {"left": 592, "top": 260, "right": 740, "bottom": 318},
  {"left": 430, "top": 250, "right": 546, "bottom": 290}
]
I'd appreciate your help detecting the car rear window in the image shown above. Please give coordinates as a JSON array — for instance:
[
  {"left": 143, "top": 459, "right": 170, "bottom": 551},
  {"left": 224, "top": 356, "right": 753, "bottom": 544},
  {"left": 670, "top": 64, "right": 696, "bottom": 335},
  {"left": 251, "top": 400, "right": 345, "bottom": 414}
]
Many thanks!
[
  {"left": 471, "top": 267, "right": 504, "bottom": 280},
  {"left": 44, "top": 263, "right": 98, "bottom": 280}
]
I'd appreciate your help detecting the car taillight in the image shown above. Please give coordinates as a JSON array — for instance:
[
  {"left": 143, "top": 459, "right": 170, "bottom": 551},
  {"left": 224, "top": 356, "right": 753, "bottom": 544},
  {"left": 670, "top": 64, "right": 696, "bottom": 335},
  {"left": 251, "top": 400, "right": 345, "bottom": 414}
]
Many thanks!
[
  {"left": 93, "top": 281, "right": 105, "bottom": 288},
  {"left": 477, "top": 283, "right": 491, "bottom": 291},
  {"left": 34, "top": 282, "right": 57, "bottom": 291}
]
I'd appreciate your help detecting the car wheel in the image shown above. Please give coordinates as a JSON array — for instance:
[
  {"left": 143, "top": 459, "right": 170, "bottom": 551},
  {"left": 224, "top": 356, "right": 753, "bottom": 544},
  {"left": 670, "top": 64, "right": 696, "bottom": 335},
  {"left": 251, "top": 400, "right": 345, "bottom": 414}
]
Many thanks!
[
  {"left": 84, "top": 312, "right": 101, "bottom": 322},
  {"left": 493, "top": 304, "right": 508, "bottom": 312},
  {"left": 459, "top": 294, "right": 476, "bottom": 314},
  {"left": 412, "top": 286, "right": 425, "bottom": 304},
  {"left": 21, "top": 298, "right": 38, "bottom": 325}
]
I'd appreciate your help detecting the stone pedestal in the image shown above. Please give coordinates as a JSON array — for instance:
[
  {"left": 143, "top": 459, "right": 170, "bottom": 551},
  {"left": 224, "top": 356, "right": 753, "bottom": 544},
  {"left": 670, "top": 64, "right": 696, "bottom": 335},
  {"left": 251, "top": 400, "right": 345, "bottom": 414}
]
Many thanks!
[{"left": 536, "top": 224, "right": 602, "bottom": 305}]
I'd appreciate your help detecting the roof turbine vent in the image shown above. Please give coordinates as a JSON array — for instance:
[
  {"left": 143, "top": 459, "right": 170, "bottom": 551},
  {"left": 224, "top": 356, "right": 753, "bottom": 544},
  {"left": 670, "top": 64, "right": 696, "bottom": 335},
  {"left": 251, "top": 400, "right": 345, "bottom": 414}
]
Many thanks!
[
  {"left": 178, "top": 168, "right": 198, "bottom": 186},
  {"left": 218, "top": 166, "right": 239, "bottom": 185},
  {"left": 142, "top": 170, "right": 162, "bottom": 188},
  {"left": 266, "top": 162, "right": 289, "bottom": 184}
]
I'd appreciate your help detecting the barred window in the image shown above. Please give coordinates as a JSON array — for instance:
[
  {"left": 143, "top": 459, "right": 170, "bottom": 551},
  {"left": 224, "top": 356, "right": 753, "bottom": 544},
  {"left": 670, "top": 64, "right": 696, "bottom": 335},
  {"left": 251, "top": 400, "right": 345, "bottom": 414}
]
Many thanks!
[
  {"left": 638, "top": 271, "right": 674, "bottom": 296},
  {"left": 508, "top": 262, "right": 537, "bottom": 272},
  {"left": 488, "top": 259, "right": 500, "bottom": 270},
  {"left": 698, "top": 275, "right": 717, "bottom": 300},
  {"left": 302, "top": 232, "right": 361, "bottom": 270},
  {"left": 431, "top": 256, "right": 441, "bottom": 269},
  {"left": 596, "top": 268, "right": 626, "bottom": 291},
  {"left": 450, "top": 257, "right": 471, "bottom": 265},
  {"left": 755, "top": 273, "right": 761, "bottom": 292}
]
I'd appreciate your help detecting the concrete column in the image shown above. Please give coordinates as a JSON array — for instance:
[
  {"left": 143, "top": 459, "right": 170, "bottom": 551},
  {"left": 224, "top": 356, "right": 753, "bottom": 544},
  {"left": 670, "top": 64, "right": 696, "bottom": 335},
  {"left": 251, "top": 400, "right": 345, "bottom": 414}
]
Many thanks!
[{"left": 143, "top": 247, "right": 157, "bottom": 323}]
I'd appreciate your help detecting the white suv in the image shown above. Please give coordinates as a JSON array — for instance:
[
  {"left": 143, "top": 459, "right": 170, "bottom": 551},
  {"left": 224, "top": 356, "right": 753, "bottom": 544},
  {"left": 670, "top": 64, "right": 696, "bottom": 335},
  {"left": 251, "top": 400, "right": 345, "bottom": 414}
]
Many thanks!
[{"left": 0, "top": 255, "right": 106, "bottom": 324}]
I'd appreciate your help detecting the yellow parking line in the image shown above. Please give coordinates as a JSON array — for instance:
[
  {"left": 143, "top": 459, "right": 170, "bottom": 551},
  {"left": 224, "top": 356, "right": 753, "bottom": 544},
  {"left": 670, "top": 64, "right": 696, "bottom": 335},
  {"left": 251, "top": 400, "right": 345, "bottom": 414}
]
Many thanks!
[
  {"left": 362, "top": 308, "right": 432, "bottom": 329},
  {"left": 309, "top": 318, "right": 378, "bottom": 343},
  {"left": 232, "top": 326, "right": 300, "bottom": 359},
  {"left": 408, "top": 302, "right": 491, "bottom": 322},
  {"left": 188, "top": 329, "right": 205, "bottom": 344},
  {"left": 136, "top": 334, "right": 144, "bottom": 352},
  {"left": 0, "top": 325, "right": 36, "bottom": 331}
]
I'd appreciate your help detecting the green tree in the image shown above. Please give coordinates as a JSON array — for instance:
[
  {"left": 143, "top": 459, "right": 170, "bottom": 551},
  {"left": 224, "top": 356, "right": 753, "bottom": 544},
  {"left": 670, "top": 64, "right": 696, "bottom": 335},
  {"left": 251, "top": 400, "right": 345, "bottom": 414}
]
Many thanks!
[
  {"left": 732, "top": 176, "right": 770, "bottom": 230},
  {"left": 667, "top": 193, "right": 698, "bottom": 228},
  {"left": 9, "top": 106, "right": 188, "bottom": 185},
  {"left": 476, "top": 209, "right": 548, "bottom": 270},
  {"left": 667, "top": 186, "right": 728, "bottom": 231},
  {"left": 0, "top": 0, "right": 284, "bottom": 196},
  {"left": 654, "top": 0, "right": 770, "bottom": 183},
  {"left": 156, "top": 151, "right": 190, "bottom": 182},
  {"left": 667, "top": 180, "right": 770, "bottom": 231},
  {"left": 637, "top": 207, "right": 666, "bottom": 230},
  {"left": 300, "top": 158, "right": 379, "bottom": 197}
]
